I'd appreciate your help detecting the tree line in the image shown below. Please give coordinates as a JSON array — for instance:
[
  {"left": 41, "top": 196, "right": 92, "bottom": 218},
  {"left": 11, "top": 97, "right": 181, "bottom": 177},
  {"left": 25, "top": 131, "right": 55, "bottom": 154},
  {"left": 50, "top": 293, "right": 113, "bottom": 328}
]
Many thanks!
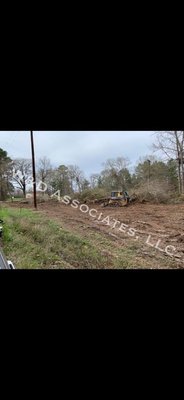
[{"left": 0, "top": 130, "right": 183, "bottom": 201}]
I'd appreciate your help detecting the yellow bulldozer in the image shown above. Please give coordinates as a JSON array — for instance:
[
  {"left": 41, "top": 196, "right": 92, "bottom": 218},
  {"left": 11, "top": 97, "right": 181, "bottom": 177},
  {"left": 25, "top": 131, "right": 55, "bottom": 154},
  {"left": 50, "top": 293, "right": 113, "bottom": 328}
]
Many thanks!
[{"left": 101, "top": 190, "right": 130, "bottom": 207}]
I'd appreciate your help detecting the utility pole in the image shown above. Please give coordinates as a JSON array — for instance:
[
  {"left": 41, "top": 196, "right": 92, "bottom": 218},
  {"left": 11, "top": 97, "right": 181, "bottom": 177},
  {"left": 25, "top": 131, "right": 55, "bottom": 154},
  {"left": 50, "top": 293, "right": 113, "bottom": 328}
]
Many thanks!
[
  {"left": 147, "top": 159, "right": 151, "bottom": 190},
  {"left": 30, "top": 131, "right": 37, "bottom": 209}
]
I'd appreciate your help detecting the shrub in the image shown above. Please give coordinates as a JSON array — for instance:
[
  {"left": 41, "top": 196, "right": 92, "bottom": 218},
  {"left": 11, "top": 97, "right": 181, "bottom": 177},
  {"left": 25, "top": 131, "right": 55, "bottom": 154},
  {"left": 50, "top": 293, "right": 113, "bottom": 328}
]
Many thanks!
[
  {"left": 135, "top": 180, "right": 174, "bottom": 204},
  {"left": 77, "top": 188, "right": 107, "bottom": 203}
]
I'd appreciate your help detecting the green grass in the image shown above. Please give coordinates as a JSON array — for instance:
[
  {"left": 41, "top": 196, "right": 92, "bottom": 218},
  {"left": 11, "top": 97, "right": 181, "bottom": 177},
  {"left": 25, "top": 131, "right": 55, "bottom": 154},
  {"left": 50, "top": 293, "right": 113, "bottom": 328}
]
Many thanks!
[{"left": 1, "top": 206, "right": 136, "bottom": 269}]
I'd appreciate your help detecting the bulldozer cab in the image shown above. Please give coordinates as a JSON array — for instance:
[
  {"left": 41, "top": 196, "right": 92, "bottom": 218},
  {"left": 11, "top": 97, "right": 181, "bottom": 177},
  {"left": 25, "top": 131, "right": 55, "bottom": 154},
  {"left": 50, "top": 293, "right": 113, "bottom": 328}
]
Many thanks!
[
  {"left": 111, "top": 191, "right": 130, "bottom": 199},
  {"left": 111, "top": 191, "right": 123, "bottom": 199}
]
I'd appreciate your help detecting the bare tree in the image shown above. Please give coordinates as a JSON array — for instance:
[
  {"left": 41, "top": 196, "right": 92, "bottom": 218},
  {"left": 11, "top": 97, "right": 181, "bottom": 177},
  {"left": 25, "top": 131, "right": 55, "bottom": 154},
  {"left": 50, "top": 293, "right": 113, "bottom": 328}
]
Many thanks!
[
  {"left": 37, "top": 157, "right": 52, "bottom": 192},
  {"left": 12, "top": 159, "right": 32, "bottom": 198},
  {"left": 90, "top": 173, "right": 100, "bottom": 189},
  {"left": 153, "top": 131, "right": 184, "bottom": 194},
  {"left": 68, "top": 165, "right": 84, "bottom": 193},
  {"left": 101, "top": 156, "right": 131, "bottom": 191},
  {"left": 102, "top": 156, "right": 130, "bottom": 171}
]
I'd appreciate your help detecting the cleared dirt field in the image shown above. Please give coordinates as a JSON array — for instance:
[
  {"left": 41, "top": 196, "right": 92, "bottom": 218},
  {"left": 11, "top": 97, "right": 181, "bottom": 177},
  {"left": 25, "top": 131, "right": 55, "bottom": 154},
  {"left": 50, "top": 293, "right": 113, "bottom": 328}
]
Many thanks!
[{"left": 6, "top": 200, "right": 184, "bottom": 268}]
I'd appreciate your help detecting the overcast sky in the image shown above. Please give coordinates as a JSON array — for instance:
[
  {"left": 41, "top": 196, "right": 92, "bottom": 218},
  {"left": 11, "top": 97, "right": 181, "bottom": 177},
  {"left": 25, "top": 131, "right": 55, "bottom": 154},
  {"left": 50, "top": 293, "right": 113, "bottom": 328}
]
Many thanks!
[{"left": 0, "top": 131, "right": 155, "bottom": 177}]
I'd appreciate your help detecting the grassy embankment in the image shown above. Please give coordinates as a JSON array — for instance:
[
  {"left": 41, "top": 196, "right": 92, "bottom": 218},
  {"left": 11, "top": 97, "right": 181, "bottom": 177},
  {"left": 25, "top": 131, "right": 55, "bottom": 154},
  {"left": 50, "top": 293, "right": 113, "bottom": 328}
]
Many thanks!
[{"left": 0, "top": 206, "right": 138, "bottom": 269}]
